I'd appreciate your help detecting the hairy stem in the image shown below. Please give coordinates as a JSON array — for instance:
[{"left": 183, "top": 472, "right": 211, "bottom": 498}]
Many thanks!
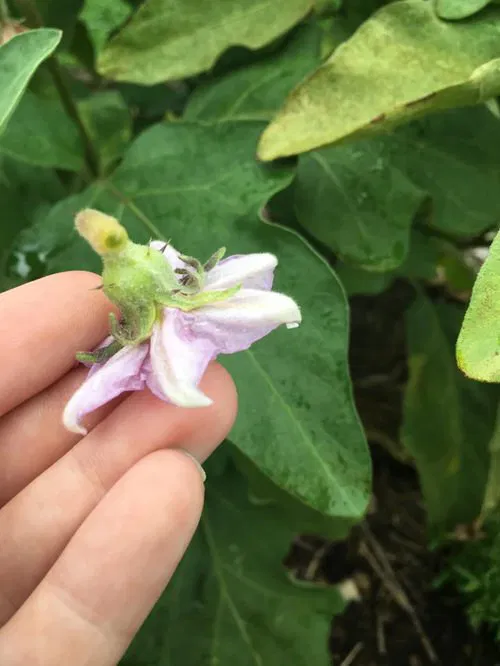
[{"left": 14, "top": 0, "right": 100, "bottom": 178}]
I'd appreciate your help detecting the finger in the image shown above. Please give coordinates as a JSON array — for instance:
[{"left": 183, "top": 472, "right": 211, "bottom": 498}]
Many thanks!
[
  {"left": 0, "top": 272, "right": 115, "bottom": 417},
  {"left": 0, "top": 450, "right": 204, "bottom": 666},
  {"left": 0, "top": 367, "right": 124, "bottom": 507},
  {"left": 0, "top": 362, "right": 236, "bottom": 623}
]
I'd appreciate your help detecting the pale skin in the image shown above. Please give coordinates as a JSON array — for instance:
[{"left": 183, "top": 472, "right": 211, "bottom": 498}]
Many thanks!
[{"left": 0, "top": 271, "right": 238, "bottom": 665}]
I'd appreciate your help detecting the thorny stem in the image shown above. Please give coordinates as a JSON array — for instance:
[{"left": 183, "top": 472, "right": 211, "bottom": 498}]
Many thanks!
[{"left": 14, "top": 0, "right": 100, "bottom": 178}]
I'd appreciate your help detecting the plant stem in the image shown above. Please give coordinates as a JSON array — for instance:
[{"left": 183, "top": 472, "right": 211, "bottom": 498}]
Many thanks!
[
  {"left": 47, "top": 59, "right": 100, "bottom": 177},
  {"left": 0, "top": 0, "right": 10, "bottom": 21},
  {"left": 14, "top": 0, "right": 100, "bottom": 178}
]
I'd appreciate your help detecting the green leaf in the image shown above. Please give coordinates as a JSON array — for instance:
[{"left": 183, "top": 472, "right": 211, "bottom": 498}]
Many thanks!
[
  {"left": 185, "top": 23, "right": 323, "bottom": 122},
  {"left": 0, "top": 91, "right": 83, "bottom": 171},
  {"left": 187, "top": 17, "right": 500, "bottom": 267},
  {"left": 335, "top": 230, "right": 440, "bottom": 296},
  {"left": 399, "top": 231, "right": 441, "bottom": 281},
  {"left": 297, "top": 104, "right": 500, "bottom": 265},
  {"left": 228, "top": 441, "right": 357, "bottom": 538},
  {"left": 258, "top": 0, "right": 500, "bottom": 160},
  {"left": 402, "top": 293, "right": 497, "bottom": 533},
  {"left": 97, "top": 0, "right": 313, "bottom": 84},
  {"left": 80, "top": 0, "right": 132, "bottom": 53},
  {"left": 480, "top": 400, "right": 500, "bottom": 519},
  {"left": 457, "top": 229, "right": 500, "bottom": 381},
  {"left": 388, "top": 107, "right": 500, "bottom": 237},
  {"left": 335, "top": 262, "right": 394, "bottom": 296},
  {"left": 119, "top": 81, "right": 190, "bottom": 119},
  {"left": 0, "top": 28, "right": 61, "bottom": 134},
  {"left": 435, "top": 0, "right": 493, "bottom": 20},
  {"left": 123, "top": 467, "right": 345, "bottom": 666},
  {"left": 0, "top": 157, "right": 65, "bottom": 287},
  {"left": 314, "top": 0, "right": 342, "bottom": 16},
  {"left": 32, "top": 0, "right": 84, "bottom": 35},
  {"left": 217, "top": 225, "right": 369, "bottom": 526},
  {"left": 294, "top": 138, "right": 425, "bottom": 271},
  {"left": 78, "top": 91, "right": 131, "bottom": 175},
  {"left": 14, "top": 120, "right": 371, "bottom": 526}
]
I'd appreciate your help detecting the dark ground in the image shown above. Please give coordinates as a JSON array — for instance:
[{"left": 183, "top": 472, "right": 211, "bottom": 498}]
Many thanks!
[{"left": 288, "top": 281, "right": 500, "bottom": 666}]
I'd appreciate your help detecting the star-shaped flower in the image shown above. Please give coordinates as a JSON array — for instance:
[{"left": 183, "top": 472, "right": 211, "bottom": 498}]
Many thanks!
[{"left": 63, "top": 239, "right": 301, "bottom": 434}]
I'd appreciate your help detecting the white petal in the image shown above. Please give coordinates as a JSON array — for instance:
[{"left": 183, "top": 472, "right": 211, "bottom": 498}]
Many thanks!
[
  {"left": 63, "top": 344, "right": 149, "bottom": 435},
  {"left": 205, "top": 253, "right": 277, "bottom": 291},
  {"left": 149, "top": 240, "right": 185, "bottom": 271},
  {"left": 188, "top": 288, "right": 301, "bottom": 354},
  {"left": 149, "top": 316, "right": 215, "bottom": 408}
]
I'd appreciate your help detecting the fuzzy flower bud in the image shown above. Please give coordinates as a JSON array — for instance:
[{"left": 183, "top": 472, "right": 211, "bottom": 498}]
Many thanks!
[{"left": 75, "top": 209, "right": 129, "bottom": 255}]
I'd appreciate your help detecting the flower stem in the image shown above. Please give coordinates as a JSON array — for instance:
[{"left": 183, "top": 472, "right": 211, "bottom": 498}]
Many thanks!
[{"left": 14, "top": 0, "right": 100, "bottom": 178}]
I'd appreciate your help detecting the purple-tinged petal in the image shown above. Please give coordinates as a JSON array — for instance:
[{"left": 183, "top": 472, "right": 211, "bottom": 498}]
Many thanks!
[
  {"left": 148, "top": 315, "right": 215, "bottom": 408},
  {"left": 205, "top": 253, "right": 277, "bottom": 291},
  {"left": 149, "top": 240, "right": 185, "bottom": 271},
  {"left": 84, "top": 335, "right": 115, "bottom": 374},
  {"left": 187, "top": 288, "right": 301, "bottom": 354},
  {"left": 63, "top": 344, "right": 149, "bottom": 435}
]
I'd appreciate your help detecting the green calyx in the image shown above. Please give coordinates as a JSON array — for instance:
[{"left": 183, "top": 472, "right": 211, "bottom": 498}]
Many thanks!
[{"left": 75, "top": 209, "right": 238, "bottom": 348}]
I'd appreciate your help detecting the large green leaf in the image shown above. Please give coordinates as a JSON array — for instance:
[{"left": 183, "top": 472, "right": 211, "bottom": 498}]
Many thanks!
[
  {"left": 457, "top": 229, "right": 500, "bottom": 381},
  {"left": 0, "top": 91, "right": 83, "bottom": 171},
  {"left": 185, "top": 23, "right": 323, "bottom": 122},
  {"left": 294, "top": 139, "right": 425, "bottom": 271},
  {"left": 123, "top": 466, "right": 345, "bottom": 666},
  {"left": 336, "top": 230, "right": 441, "bottom": 296},
  {"left": 185, "top": 12, "right": 500, "bottom": 268},
  {"left": 80, "top": 0, "right": 132, "bottom": 53},
  {"left": 402, "top": 293, "right": 497, "bottom": 533},
  {"left": 0, "top": 157, "right": 65, "bottom": 288},
  {"left": 31, "top": 0, "right": 84, "bottom": 34},
  {"left": 184, "top": 20, "right": 422, "bottom": 272},
  {"left": 221, "top": 227, "right": 369, "bottom": 525},
  {"left": 78, "top": 91, "right": 131, "bottom": 175},
  {"left": 297, "top": 103, "right": 500, "bottom": 266},
  {"left": 97, "top": 0, "right": 312, "bottom": 84},
  {"left": 314, "top": 0, "right": 342, "bottom": 16},
  {"left": 0, "top": 28, "right": 61, "bottom": 134},
  {"left": 12, "top": 120, "right": 370, "bottom": 526},
  {"left": 387, "top": 106, "right": 500, "bottom": 236},
  {"left": 435, "top": 0, "right": 493, "bottom": 20},
  {"left": 258, "top": 0, "right": 500, "bottom": 160}
]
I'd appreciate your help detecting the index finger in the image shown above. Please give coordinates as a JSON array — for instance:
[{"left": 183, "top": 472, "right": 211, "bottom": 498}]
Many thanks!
[{"left": 0, "top": 272, "right": 115, "bottom": 417}]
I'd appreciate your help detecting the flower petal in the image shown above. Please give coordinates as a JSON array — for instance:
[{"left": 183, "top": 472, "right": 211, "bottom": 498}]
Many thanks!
[
  {"left": 82, "top": 335, "right": 115, "bottom": 372},
  {"left": 205, "top": 253, "right": 277, "bottom": 291},
  {"left": 63, "top": 344, "right": 149, "bottom": 435},
  {"left": 186, "top": 288, "right": 301, "bottom": 354},
  {"left": 149, "top": 240, "right": 185, "bottom": 271},
  {"left": 148, "top": 315, "right": 215, "bottom": 408}
]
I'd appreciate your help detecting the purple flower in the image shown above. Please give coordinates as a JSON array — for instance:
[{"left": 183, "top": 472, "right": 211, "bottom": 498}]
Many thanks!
[{"left": 63, "top": 244, "right": 301, "bottom": 434}]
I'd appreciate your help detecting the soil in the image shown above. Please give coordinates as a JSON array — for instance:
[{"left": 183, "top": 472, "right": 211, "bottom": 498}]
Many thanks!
[{"left": 288, "top": 281, "right": 500, "bottom": 665}]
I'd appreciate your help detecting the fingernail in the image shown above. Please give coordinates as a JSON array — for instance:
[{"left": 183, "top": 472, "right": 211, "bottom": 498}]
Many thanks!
[{"left": 177, "top": 449, "right": 206, "bottom": 483}]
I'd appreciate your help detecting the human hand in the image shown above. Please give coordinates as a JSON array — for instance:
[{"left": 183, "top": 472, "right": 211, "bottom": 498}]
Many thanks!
[{"left": 0, "top": 272, "right": 237, "bottom": 665}]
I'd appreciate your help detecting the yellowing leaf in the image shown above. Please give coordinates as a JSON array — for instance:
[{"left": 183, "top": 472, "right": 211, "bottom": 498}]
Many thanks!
[
  {"left": 457, "top": 228, "right": 500, "bottom": 381},
  {"left": 258, "top": 1, "right": 500, "bottom": 160}
]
